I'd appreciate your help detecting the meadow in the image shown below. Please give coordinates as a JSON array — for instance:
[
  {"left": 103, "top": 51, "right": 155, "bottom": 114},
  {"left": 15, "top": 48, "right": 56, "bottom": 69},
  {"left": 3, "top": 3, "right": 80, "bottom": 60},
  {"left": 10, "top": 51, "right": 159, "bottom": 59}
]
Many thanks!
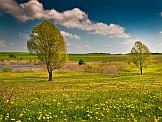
[
  {"left": 0, "top": 52, "right": 161, "bottom": 62},
  {"left": 0, "top": 53, "right": 162, "bottom": 122}
]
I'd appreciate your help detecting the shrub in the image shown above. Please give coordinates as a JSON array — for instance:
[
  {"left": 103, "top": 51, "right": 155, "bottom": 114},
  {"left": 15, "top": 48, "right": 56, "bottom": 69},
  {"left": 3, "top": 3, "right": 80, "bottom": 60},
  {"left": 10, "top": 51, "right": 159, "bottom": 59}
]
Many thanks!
[
  {"left": 9, "top": 54, "right": 16, "bottom": 58},
  {"left": 2, "top": 66, "right": 13, "bottom": 72},
  {"left": 78, "top": 59, "right": 84, "bottom": 65}
]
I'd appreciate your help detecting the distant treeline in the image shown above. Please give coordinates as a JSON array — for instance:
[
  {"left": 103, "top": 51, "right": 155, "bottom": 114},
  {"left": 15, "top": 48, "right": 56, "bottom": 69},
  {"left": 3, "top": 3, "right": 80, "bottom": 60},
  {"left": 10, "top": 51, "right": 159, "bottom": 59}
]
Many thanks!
[
  {"left": 151, "top": 53, "right": 162, "bottom": 55},
  {"left": 87, "top": 53, "right": 123, "bottom": 55},
  {"left": 87, "top": 53, "right": 162, "bottom": 55}
]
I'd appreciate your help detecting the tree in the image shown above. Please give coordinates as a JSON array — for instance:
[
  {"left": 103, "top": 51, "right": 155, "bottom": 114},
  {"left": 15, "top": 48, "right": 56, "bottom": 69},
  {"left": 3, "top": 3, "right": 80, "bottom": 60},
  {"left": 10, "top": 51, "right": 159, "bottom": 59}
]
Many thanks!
[
  {"left": 129, "top": 41, "right": 151, "bottom": 75},
  {"left": 78, "top": 59, "right": 84, "bottom": 65},
  {"left": 27, "top": 20, "right": 68, "bottom": 81}
]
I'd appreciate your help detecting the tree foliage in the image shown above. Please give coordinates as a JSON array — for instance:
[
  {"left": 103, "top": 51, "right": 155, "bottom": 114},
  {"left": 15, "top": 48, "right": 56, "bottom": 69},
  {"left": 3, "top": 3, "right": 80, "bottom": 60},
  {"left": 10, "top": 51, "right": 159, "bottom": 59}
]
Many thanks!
[
  {"left": 27, "top": 20, "right": 68, "bottom": 81},
  {"left": 129, "top": 41, "right": 151, "bottom": 75},
  {"left": 78, "top": 59, "right": 84, "bottom": 65}
]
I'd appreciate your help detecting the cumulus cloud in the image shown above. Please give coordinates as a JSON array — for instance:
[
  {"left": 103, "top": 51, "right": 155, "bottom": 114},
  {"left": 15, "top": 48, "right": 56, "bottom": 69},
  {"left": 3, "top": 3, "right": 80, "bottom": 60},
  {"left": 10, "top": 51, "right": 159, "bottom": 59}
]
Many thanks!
[
  {"left": 0, "top": 40, "right": 7, "bottom": 47},
  {"left": 61, "top": 31, "right": 80, "bottom": 40},
  {"left": 0, "top": 0, "right": 131, "bottom": 39},
  {"left": 160, "top": 31, "right": 162, "bottom": 34}
]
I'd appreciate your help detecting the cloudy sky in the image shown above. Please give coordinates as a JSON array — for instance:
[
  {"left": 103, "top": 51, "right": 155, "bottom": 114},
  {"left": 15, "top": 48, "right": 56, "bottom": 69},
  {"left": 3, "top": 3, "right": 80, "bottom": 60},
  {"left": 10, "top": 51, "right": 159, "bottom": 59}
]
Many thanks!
[{"left": 0, "top": 0, "right": 162, "bottom": 54}]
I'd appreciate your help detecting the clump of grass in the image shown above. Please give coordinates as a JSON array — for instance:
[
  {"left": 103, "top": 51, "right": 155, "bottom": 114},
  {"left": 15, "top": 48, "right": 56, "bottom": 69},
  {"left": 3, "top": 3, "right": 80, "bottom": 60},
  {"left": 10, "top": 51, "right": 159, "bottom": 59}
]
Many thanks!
[
  {"left": 0, "top": 82, "right": 15, "bottom": 113},
  {"left": 2, "top": 66, "right": 13, "bottom": 72},
  {"left": 84, "top": 64, "right": 122, "bottom": 74}
]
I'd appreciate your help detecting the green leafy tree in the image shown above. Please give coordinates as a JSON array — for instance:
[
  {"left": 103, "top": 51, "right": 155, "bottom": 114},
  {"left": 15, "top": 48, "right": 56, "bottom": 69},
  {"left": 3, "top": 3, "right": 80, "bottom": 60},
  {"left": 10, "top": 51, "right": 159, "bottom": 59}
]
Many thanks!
[
  {"left": 129, "top": 41, "right": 151, "bottom": 75},
  {"left": 27, "top": 20, "right": 68, "bottom": 81},
  {"left": 78, "top": 59, "right": 84, "bottom": 65}
]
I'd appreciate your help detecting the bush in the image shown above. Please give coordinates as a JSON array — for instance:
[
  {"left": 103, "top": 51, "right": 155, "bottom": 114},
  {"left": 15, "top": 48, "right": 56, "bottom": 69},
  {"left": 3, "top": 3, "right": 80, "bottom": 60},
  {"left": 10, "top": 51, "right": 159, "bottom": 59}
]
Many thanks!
[
  {"left": 78, "top": 59, "right": 85, "bottom": 65},
  {"left": 9, "top": 54, "right": 16, "bottom": 58},
  {"left": 2, "top": 66, "right": 13, "bottom": 72}
]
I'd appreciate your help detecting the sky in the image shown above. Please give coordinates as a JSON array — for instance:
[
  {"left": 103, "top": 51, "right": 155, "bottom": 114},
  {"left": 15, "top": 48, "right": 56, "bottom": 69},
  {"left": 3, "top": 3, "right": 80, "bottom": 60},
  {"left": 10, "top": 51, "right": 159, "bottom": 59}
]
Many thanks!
[{"left": 0, "top": 0, "right": 162, "bottom": 54}]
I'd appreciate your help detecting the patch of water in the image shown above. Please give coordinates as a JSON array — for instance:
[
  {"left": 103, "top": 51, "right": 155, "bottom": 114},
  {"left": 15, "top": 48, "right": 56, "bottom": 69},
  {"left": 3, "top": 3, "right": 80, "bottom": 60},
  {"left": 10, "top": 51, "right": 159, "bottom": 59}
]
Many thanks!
[{"left": 0, "top": 65, "right": 44, "bottom": 71}]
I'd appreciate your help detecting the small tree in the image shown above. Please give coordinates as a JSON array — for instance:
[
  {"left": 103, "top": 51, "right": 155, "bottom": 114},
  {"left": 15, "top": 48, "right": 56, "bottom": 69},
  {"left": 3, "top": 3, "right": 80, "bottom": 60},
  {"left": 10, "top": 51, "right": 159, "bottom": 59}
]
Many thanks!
[
  {"left": 129, "top": 41, "right": 151, "bottom": 75},
  {"left": 78, "top": 59, "right": 84, "bottom": 65},
  {"left": 27, "top": 20, "right": 68, "bottom": 81}
]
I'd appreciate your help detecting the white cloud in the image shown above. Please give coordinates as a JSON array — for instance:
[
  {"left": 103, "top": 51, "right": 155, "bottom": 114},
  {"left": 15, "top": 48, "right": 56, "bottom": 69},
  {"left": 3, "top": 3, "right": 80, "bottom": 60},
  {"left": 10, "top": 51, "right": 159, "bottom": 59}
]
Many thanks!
[
  {"left": 60, "top": 31, "right": 80, "bottom": 40},
  {"left": 19, "top": 32, "right": 30, "bottom": 39},
  {"left": 0, "top": 0, "right": 131, "bottom": 39},
  {"left": 121, "top": 39, "right": 134, "bottom": 45},
  {"left": 0, "top": 40, "right": 7, "bottom": 47},
  {"left": 160, "top": 31, "right": 162, "bottom": 34}
]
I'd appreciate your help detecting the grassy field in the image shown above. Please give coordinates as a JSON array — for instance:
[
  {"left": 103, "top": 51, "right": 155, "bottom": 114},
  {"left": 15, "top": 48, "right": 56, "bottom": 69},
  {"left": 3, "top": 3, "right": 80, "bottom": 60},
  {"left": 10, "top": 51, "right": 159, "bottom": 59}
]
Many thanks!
[
  {"left": 0, "top": 52, "right": 162, "bottom": 62},
  {"left": 0, "top": 53, "right": 162, "bottom": 121},
  {"left": 0, "top": 52, "right": 129, "bottom": 62},
  {"left": 0, "top": 52, "right": 37, "bottom": 61}
]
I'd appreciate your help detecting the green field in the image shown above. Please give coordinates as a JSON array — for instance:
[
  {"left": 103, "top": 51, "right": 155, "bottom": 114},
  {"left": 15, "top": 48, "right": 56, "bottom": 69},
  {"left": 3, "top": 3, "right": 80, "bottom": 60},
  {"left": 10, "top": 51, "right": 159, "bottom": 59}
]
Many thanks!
[
  {"left": 0, "top": 52, "right": 128, "bottom": 62},
  {"left": 0, "top": 52, "right": 162, "bottom": 62},
  {"left": 0, "top": 53, "right": 162, "bottom": 122},
  {"left": 0, "top": 52, "right": 37, "bottom": 60}
]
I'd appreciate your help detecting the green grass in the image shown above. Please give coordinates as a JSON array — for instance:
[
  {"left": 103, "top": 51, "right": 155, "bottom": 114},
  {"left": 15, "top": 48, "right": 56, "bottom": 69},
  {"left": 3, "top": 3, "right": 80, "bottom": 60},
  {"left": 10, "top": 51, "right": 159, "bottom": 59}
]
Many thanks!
[
  {"left": 0, "top": 62, "right": 162, "bottom": 121},
  {"left": 0, "top": 52, "right": 162, "bottom": 62},
  {"left": 69, "top": 54, "right": 129, "bottom": 62},
  {"left": 0, "top": 52, "right": 37, "bottom": 60}
]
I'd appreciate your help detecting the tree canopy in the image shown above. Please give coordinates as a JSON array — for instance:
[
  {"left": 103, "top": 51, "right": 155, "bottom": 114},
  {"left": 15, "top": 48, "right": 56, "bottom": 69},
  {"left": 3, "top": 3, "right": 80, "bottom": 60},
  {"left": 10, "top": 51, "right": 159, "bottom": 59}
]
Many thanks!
[
  {"left": 129, "top": 41, "right": 151, "bottom": 75},
  {"left": 27, "top": 20, "right": 68, "bottom": 81}
]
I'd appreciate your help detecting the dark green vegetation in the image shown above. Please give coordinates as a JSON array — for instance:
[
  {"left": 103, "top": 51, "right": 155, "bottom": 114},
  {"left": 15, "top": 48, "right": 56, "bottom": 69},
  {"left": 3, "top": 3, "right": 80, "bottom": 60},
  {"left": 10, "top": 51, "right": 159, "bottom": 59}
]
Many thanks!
[
  {"left": 130, "top": 41, "right": 151, "bottom": 75},
  {"left": 78, "top": 59, "right": 85, "bottom": 65},
  {"left": 0, "top": 53, "right": 162, "bottom": 121}
]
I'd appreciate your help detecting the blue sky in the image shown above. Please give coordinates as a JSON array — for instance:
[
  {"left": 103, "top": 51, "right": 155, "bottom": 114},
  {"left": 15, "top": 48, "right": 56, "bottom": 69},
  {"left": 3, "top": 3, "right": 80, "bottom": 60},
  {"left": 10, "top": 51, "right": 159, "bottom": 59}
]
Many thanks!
[{"left": 0, "top": 0, "right": 162, "bottom": 54}]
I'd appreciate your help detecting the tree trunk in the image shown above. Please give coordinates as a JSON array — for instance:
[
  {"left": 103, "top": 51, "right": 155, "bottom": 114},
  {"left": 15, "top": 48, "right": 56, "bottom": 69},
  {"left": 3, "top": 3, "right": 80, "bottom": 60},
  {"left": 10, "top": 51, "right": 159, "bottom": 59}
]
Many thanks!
[
  {"left": 140, "top": 67, "right": 142, "bottom": 75},
  {"left": 48, "top": 70, "right": 52, "bottom": 81},
  {"left": 47, "top": 63, "right": 53, "bottom": 81}
]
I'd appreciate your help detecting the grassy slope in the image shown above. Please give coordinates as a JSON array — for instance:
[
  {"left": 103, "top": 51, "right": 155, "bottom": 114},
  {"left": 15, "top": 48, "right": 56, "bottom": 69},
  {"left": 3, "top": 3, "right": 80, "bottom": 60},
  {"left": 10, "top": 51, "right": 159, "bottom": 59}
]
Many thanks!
[{"left": 0, "top": 62, "right": 162, "bottom": 121}]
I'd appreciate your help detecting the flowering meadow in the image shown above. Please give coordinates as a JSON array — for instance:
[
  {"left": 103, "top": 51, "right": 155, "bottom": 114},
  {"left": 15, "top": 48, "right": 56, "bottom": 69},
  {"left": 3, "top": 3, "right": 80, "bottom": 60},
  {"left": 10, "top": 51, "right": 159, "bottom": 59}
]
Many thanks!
[{"left": 0, "top": 62, "right": 162, "bottom": 122}]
